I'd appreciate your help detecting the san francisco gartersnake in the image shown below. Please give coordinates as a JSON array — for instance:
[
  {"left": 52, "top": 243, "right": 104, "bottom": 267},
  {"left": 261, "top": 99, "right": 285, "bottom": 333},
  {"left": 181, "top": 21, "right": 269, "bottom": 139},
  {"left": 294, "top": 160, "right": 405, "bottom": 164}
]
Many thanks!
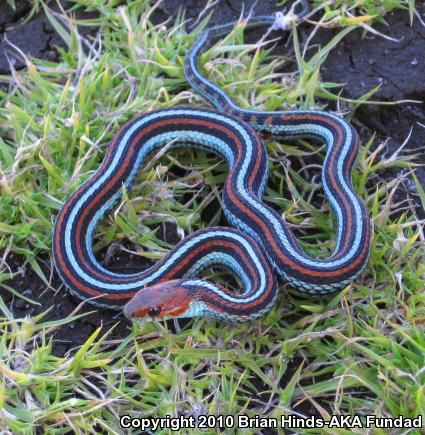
[{"left": 53, "top": 6, "right": 371, "bottom": 322}]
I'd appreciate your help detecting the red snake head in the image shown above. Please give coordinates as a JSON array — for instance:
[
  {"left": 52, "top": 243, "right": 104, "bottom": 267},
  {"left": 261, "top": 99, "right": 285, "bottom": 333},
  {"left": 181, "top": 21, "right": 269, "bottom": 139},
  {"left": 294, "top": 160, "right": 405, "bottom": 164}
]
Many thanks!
[{"left": 123, "top": 280, "right": 193, "bottom": 321}]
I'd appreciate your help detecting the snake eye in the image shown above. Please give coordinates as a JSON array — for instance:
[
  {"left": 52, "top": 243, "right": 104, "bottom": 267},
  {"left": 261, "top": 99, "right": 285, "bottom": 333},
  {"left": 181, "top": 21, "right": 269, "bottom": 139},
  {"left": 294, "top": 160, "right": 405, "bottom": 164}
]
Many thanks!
[{"left": 148, "top": 306, "right": 161, "bottom": 317}]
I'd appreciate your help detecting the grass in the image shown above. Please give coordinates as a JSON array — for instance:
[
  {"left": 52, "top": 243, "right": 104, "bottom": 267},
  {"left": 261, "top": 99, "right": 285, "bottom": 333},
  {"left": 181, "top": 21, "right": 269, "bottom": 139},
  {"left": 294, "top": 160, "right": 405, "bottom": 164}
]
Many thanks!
[{"left": 0, "top": 0, "right": 424, "bottom": 433}]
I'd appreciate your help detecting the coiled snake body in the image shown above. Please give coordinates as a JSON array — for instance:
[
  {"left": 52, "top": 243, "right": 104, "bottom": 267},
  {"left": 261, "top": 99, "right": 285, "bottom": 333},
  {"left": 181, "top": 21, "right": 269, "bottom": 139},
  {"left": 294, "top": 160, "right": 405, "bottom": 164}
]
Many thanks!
[{"left": 53, "top": 13, "right": 371, "bottom": 322}]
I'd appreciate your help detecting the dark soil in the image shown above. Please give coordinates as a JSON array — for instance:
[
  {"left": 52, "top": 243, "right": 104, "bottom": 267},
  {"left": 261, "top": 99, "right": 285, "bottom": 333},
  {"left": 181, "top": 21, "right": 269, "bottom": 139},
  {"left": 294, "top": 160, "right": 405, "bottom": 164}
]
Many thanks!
[
  {"left": 0, "top": 1, "right": 99, "bottom": 74},
  {"left": 320, "top": 7, "right": 425, "bottom": 215},
  {"left": 1, "top": 0, "right": 424, "bottom": 419}
]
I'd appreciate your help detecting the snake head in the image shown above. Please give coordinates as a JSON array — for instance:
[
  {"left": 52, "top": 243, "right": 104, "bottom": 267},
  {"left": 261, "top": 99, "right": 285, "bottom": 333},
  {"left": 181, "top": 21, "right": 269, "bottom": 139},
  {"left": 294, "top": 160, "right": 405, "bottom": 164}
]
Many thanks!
[{"left": 123, "top": 280, "right": 193, "bottom": 322}]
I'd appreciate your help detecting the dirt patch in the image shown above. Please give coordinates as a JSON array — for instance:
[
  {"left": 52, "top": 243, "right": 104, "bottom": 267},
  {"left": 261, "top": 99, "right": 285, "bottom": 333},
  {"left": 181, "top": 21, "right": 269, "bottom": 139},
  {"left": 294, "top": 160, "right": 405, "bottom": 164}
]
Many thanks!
[
  {"left": 2, "top": 253, "right": 130, "bottom": 357},
  {"left": 320, "top": 5, "right": 425, "bottom": 215},
  {"left": 0, "top": 1, "right": 97, "bottom": 74},
  {"left": 0, "top": 2, "right": 60, "bottom": 72}
]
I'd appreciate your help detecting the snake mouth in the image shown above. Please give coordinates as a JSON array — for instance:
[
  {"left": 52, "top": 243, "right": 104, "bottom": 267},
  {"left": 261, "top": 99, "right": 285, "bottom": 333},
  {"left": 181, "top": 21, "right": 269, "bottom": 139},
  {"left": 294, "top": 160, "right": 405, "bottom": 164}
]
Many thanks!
[{"left": 123, "top": 280, "right": 192, "bottom": 322}]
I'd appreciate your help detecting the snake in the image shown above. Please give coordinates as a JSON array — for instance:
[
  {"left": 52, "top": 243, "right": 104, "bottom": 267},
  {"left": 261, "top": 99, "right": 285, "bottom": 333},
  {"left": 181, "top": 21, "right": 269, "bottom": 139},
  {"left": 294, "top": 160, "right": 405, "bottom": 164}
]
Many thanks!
[{"left": 52, "top": 5, "right": 371, "bottom": 323}]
